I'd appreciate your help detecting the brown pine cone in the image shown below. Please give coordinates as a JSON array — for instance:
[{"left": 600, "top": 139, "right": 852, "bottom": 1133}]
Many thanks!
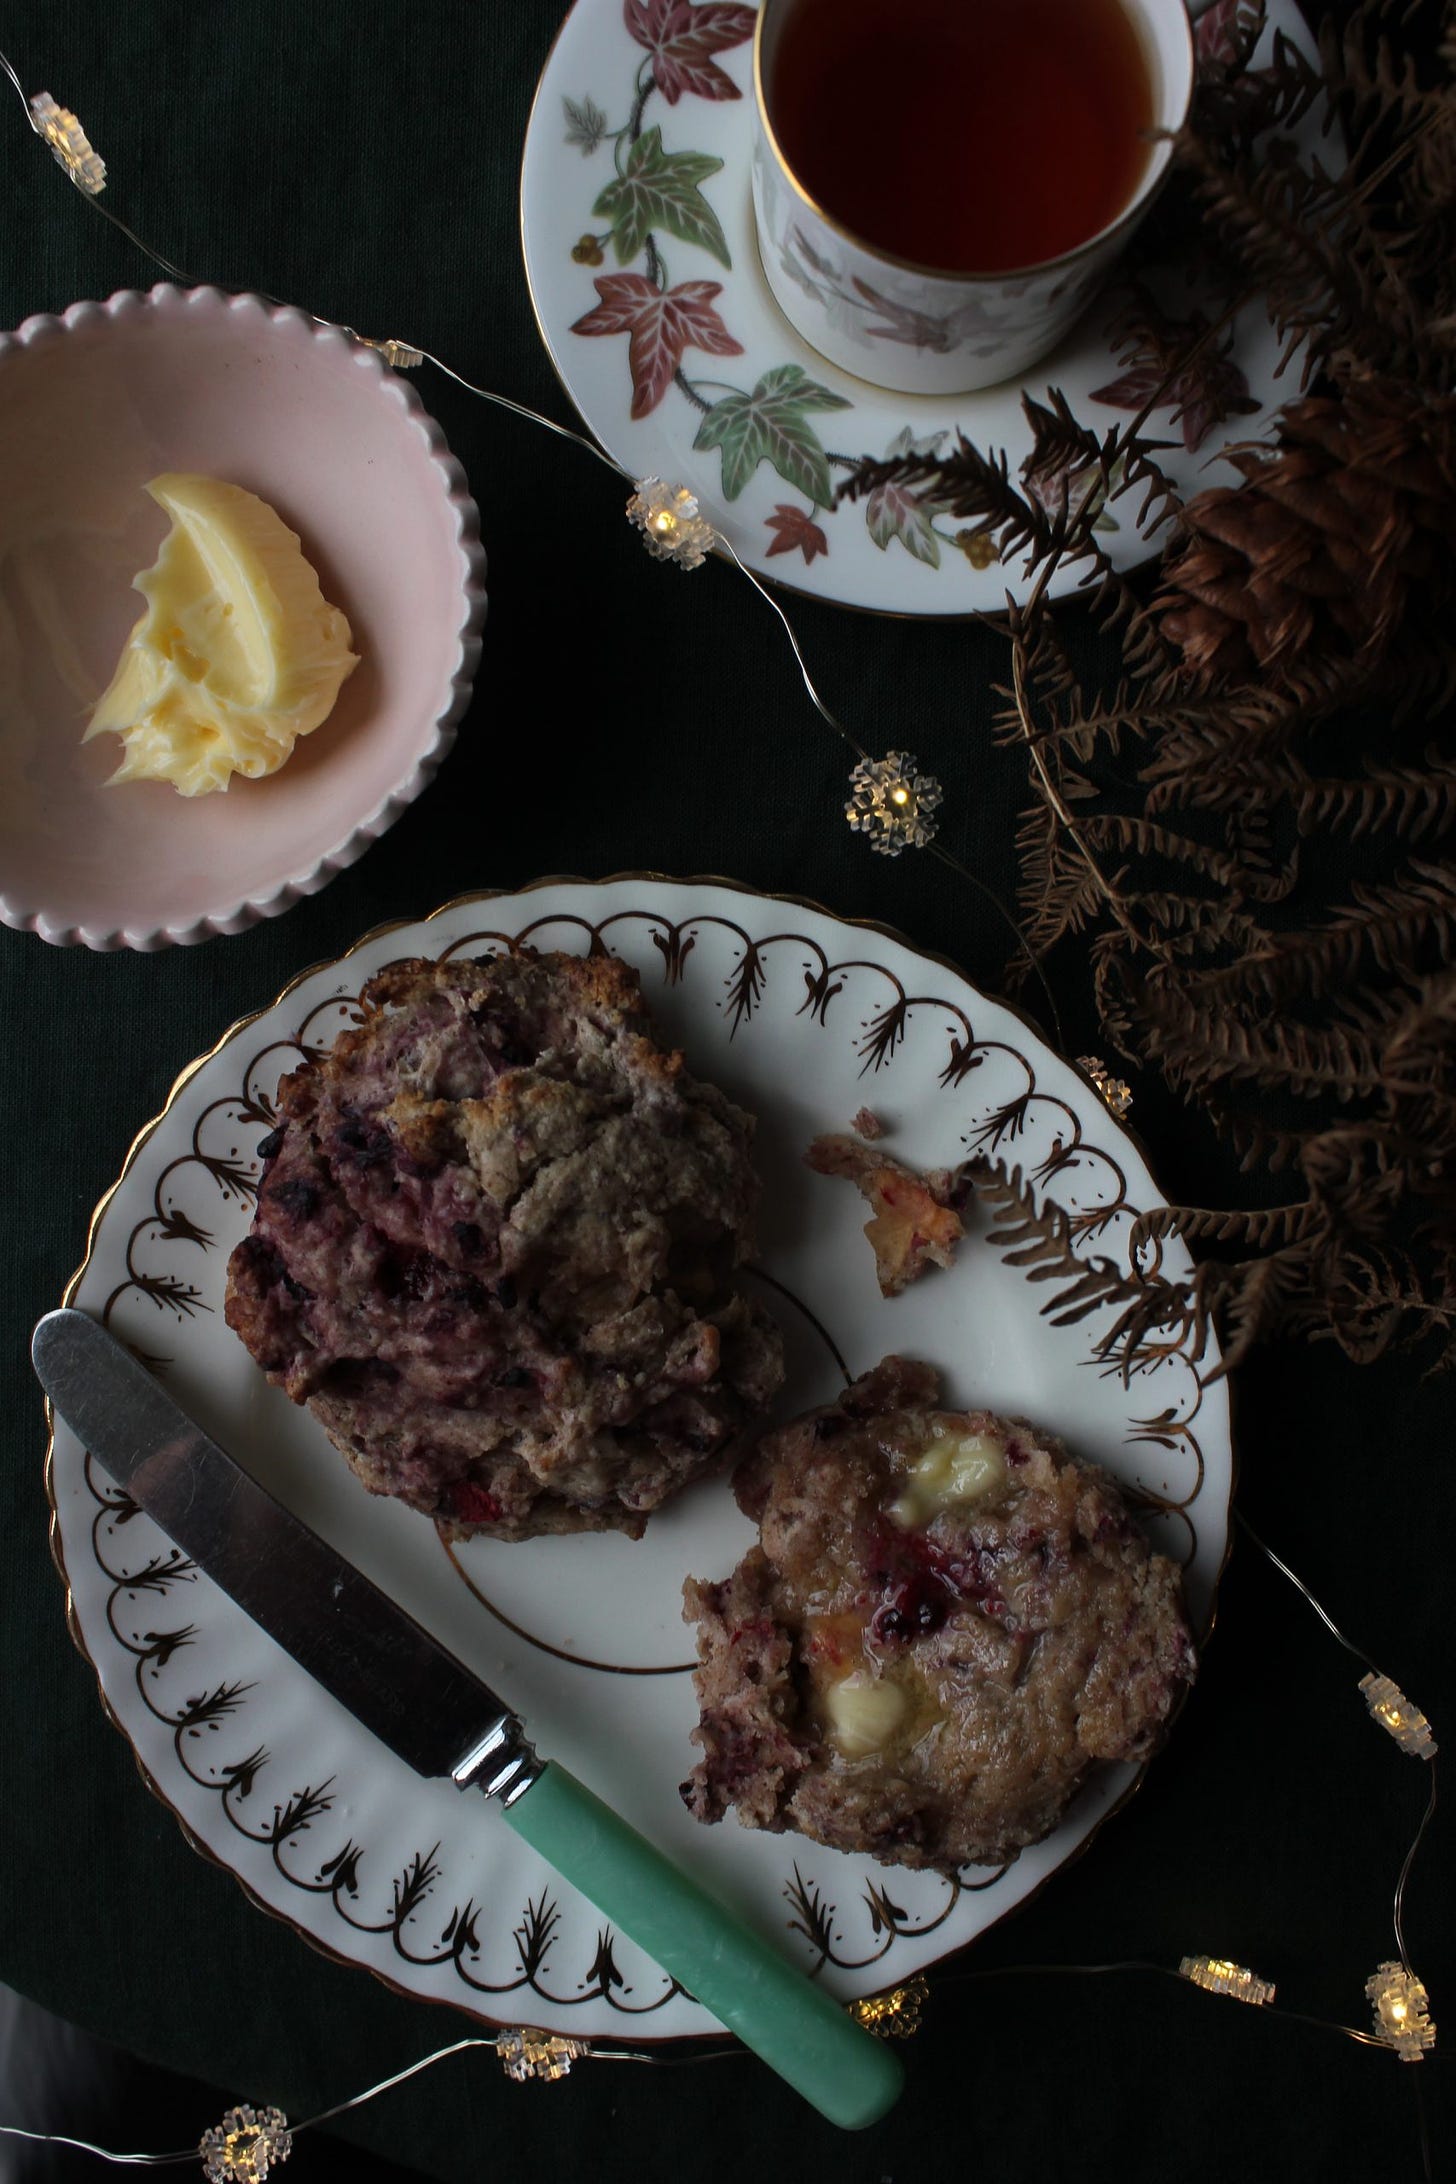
[{"left": 1155, "top": 378, "right": 1456, "bottom": 688}]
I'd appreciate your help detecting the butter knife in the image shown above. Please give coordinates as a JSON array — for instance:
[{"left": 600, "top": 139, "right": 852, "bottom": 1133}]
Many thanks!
[{"left": 33, "top": 1307, "right": 903, "bottom": 2129}]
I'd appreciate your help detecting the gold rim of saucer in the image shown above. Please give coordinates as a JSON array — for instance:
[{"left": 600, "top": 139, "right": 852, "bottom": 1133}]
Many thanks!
[{"left": 751, "top": 0, "right": 1196, "bottom": 287}]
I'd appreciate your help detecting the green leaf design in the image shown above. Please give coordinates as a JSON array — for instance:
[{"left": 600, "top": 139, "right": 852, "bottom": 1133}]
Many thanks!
[
  {"left": 865, "top": 479, "right": 942, "bottom": 566},
  {"left": 593, "top": 125, "right": 731, "bottom": 267},
  {"left": 563, "top": 94, "right": 608, "bottom": 155},
  {"left": 692, "top": 364, "right": 852, "bottom": 503}
]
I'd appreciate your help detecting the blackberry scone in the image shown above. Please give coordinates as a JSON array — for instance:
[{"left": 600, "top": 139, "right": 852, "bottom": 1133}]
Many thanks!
[
  {"left": 225, "top": 949, "right": 784, "bottom": 1540},
  {"left": 682, "top": 1356, "right": 1195, "bottom": 1872}
]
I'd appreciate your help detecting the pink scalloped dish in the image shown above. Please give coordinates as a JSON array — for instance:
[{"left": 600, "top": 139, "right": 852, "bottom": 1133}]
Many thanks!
[{"left": 0, "top": 285, "right": 485, "bottom": 949}]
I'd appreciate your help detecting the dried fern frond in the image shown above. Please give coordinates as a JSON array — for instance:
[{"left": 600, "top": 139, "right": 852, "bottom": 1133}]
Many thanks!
[
  {"left": 1174, "top": 125, "right": 1436, "bottom": 379},
  {"left": 1195, "top": 24, "right": 1329, "bottom": 141},
  {"left": 1288, "top": 750, "right": 1456, "bottom": 843},
  {"left": 883, "top": 5, "right": 1456, "bottom": 1370},
  {"left": 969, "top": 1162, "right": 1205, "bottom": 1373},
  {"left": 1191, "top": 862, "right": 1456, "bottom": 1007},
  {"left": 1105, "top": 962, "right": 1389, "bottom": 1102}
]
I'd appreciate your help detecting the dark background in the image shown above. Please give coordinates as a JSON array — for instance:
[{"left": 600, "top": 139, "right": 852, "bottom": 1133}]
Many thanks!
[{"left": 0, "top": 4, "right": 1448, "bottom": 2179}]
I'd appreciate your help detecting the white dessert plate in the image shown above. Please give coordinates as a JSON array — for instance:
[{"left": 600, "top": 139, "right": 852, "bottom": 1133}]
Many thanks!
[
  {"left": 48, "top": 876, "right": 1230, "bottom": 2035},
  {"left": 521, "top": 0, "right": 1318, "bottom": 616},
  {"left": 0, "top": 285, "right": 485, "bottom": 949}
]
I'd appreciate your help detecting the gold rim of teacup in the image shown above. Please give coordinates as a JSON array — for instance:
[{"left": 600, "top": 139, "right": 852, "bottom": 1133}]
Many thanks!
[{"left": 751, "top": 0, "right": 1196, "bottom": 288}]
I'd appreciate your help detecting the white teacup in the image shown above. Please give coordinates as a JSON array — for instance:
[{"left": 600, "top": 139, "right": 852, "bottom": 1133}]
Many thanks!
[{"left": 751, "top": 0, "right": 1195, "bottom": 397}]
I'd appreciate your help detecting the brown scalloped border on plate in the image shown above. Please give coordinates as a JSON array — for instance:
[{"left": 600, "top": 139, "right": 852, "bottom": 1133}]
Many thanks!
[{"left": 44, "top": 873, "right": 1235, "bottom": 2036}]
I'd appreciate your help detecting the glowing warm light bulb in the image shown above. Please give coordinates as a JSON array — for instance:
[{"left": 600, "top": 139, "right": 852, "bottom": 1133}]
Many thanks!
[
  {"left": 843, "top": 750, "right": 943, "bottom": 857},
  {"left": 1366, "top": 1962, "right": 1435, "bottom": 2060},
  {"left": 1178, "top": 1956, "right": 1275, "bottom": 2006},
  {"left": 1359, "top": 1672, "right": 1436, "bottom": 1758},
  {"left": 626, "top": 477, "right": 715, "bottom": 569}
]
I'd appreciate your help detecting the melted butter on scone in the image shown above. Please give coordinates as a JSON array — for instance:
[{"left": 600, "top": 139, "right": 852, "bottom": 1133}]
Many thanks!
[
  {"left": 890, "top": 1419, "right": 1008, "bottom": 1527},
  {"left": 806, "top": 1614, "right": 937, "bottom": 1761},
  {"left": 823, "top": 1672, "right": 911, "bottom": 1758},
  {"left": 86, "top": 474, "right": 357, "bottom": 795}
]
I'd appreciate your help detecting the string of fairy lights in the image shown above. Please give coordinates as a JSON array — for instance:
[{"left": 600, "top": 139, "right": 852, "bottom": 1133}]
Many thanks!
[{"left": 0, "top": 47, "right": 1441, "bottom": 2181}]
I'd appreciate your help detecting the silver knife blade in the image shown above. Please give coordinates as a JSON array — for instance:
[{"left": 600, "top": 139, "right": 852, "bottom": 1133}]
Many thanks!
[
  {"left": 35, "top": 1310, "right": 909, "bottom": 2125},
  {"left": 34, "top": 1308, "right": 536, "bottom": 1797}
]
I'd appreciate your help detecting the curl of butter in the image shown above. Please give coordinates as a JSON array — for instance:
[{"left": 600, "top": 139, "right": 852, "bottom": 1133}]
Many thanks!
[{"left": 85, "top": 475, "right": 358, "bottom": 796}]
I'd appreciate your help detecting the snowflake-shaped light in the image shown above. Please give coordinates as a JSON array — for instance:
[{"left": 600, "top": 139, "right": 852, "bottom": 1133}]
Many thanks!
[
  {"left": 198, "top": 2106, "right": 292, "bottom": 2184},
  {"left": 1359, "top": 1672, "right": 1437, "bottom": 1759},
  {"left": 627, "top": 477, "right": 715, "bottom": 570},
  {"left": 1077, "top": 1055, "right": 1134, "bottom": 1119},
  {"left": 845, "top": 751, "right": 943, "bottom": 856},
  {"left": 29, "top": 92, "right": 106, "bottom": 194},
  {"left": 1366, "top": 1963, "right": 1435, "bottom": 2061},
  {"left": 495, "top": 2026, "right": 591, "bottom": 2082},
  {"left": 1178, "top": 1955, "right": 1275, "bottom": 2007},
  {"left": 848, "top": 1974, "right": 929, "bottom": 2039},
  {"left": 357, "top": 335, "right": 424, "bottom": 369}
]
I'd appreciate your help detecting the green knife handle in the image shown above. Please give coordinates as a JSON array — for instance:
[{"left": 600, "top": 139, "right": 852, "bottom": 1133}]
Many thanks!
[{"left": 500, "top": 1760, "right": 903, "bottom": 2129}]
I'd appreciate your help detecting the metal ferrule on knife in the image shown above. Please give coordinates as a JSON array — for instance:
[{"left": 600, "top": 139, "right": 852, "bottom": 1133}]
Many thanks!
[{"left": 451, "top": 1716, "right": 543, "bottom": 1805}]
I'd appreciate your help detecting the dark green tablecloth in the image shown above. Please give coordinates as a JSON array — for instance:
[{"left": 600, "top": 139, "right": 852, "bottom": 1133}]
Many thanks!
[{"left": 1, "top": 5, "right": 1448, "bottom": 2179}]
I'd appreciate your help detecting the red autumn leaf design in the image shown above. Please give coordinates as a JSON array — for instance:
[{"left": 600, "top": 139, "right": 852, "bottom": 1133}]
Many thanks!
[
  {"left": 764, "top": 504, "right": 830, "bottom": 564},
  {"left": 1091, "top": 352, "right": 1258, "bottom": 452},
  {"left": 1092, "top": 293, "right": 1260, "bottom": 453},
  {"left": 571, "top": 272, "right": 743, "bottom": 419},
  {"left": 624, "top": 0, "right": 757, "bottom": 104}
]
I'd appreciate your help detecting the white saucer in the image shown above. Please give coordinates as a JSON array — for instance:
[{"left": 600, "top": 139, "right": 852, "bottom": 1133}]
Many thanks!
[{"left": 521, "top": 0, "right": 1317, "bottom": 617}]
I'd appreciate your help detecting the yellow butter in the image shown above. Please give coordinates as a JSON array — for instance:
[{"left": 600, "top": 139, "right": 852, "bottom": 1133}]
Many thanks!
[
  {"left": 890, "top": 1426, "right": 1008, "bottom": 1527},
  {"left": 85, "top": 475, "right": 358, "bottom": 796},
  {"left": 823, "top": 1672, "right": 910, "bottom": 1759}
]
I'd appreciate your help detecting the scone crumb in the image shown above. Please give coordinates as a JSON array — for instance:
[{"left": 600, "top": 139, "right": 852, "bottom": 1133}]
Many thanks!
[{"left": 805, "top": 1133, "right": 964, "bottom": 1295}]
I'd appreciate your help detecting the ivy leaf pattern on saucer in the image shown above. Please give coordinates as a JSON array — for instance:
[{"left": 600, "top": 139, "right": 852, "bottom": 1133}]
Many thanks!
[
  {"left": 764, "top": 504, "right": 830, "bottom": 563},
  {"left": 571, "top": 273, "right": 743, "bottom": 418},
  {"left": 563, "top": 10, "right": 969, "bottom": 552},
  {"left": 535, "top": 0, "right": 1314, "bottom": 606},
  {"left": 593, "top": 125, "right": 732, "bottom": 266},
  {"left": 1090, "top": 349, "right": 1256, "bottom": 452},
  {"left": 1091, "top": 351, "right": 1257, "bottom": 454},
  {"left": 563, "top": 94, "right": 610, "bottom": 155},
  {"left": 693, "top": 363, "right": 851, "bottom": 503},
  {"left": 625, "top": 0, "right": 757, "bottom": 105},
  {"left": 1092, "top": 291, "right": 1260, "bottom": 452},
  {"left": 1195, "top": 0, "right": 1259, "bottom": 67},
  {"left": 1025, "top": 449, "right": 1126, "bottom": 534},
  {"left": 864, "top": 428, "right": 954, "bottom": 565},
  {"left": 865, "top": 481, "right": 942, "bottom": 565}
]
